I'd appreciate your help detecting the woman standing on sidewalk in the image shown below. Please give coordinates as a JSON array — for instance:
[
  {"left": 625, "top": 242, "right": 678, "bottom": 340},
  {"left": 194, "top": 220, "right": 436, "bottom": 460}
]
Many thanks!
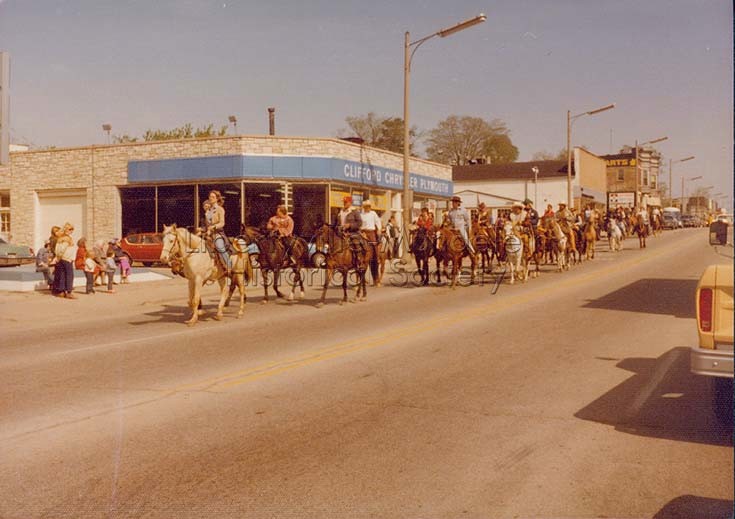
[{"left": 54, "top": 223, "right": 77, "bottom": 299}]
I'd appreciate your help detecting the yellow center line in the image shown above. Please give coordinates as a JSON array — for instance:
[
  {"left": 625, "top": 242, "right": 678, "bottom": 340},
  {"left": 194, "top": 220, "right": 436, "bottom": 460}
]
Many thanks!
[{"left": 174, "top": 237, "right": 682, "bottom": 393}]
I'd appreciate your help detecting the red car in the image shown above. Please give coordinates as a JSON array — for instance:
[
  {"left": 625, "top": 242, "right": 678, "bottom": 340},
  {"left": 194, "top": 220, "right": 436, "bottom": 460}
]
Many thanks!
[{"left": 120, "top": 233, "right": 163, "bottom": 266}]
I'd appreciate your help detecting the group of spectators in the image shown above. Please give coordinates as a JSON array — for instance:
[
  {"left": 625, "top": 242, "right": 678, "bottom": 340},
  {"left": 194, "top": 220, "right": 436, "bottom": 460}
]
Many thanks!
[{"left": 35, "top": 223, "right": 131, "bottom": 299}]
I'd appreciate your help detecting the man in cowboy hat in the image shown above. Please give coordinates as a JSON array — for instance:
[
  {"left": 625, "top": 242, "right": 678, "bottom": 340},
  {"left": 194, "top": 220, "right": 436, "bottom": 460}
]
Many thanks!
[
  {"left": 556, "top": 201, "right": 574, "bottom": 234},
  {"left": 360, "top": 200, "right": 382, "bottom": 284},
  {"left": 509, "top": 201, "right": 527, "bottom": 228},
  {"left": 446, "top": 195, "right": 474, "bottom": 254},
  {"left": 524, "top": 199, "right": 539, "bottom": 228}
]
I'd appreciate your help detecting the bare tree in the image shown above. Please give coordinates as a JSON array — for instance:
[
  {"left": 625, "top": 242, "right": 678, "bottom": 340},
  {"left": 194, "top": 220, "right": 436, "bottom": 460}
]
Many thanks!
[{"left": 531, "top": 148, "right": 567, "bottom": 161}]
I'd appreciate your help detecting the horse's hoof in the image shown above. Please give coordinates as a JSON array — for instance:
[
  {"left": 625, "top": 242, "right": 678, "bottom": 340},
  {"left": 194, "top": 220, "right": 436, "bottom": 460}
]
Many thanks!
[
  {"left": 185, "top": 319, "right": 196, "bottom": 326},
  {"left": 197, "top": 310, "right": 206, "bottom": 316},
  {"left": 299, "top": 292, "right": 305, "bottom": 300},
  {"left": 261, "top": 299, "right": 268, "bottom": 305},
  {"left": 339, "top": 300, "right": 345, "bottom": 306},
  {"left": 213, "top": 314, "right": 222, "bottom": 321},
  {"left": 316, "top": 302, "right": 324, "bottom": 309},
  {"left": 287, "top": 294, "right": 294, "bottom": 302},
  {"left": 349, "top": 298, "right": 357, "bottom": 303}
]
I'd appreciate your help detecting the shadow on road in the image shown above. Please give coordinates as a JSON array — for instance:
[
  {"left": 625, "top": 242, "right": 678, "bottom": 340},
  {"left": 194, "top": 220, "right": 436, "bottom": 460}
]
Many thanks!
[
  {"left": 575, "top": 347, "right": 732, "bottom": 446},
  {"left": 582, "top": 278, "right": 697, "bottom": 318},
  {"left": 653, "top": 495, "right": 733, "bottom": 519}
]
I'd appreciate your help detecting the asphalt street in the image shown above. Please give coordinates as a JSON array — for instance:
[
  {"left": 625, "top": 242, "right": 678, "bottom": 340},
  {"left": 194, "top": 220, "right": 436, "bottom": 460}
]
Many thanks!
[{"left": 0, "top": 228, "right": 732, "bottom": 519}]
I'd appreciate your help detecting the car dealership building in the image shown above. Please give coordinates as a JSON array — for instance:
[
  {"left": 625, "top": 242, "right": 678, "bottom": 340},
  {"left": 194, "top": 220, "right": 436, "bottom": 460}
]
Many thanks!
[{"left": 0, "top": 135, "right": 452, "bottom": 250}]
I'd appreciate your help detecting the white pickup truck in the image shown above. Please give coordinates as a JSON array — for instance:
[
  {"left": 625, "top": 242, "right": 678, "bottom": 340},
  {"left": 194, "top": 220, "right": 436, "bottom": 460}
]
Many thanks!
[{"left": 691, "top": 217, "right": 733, "bottom": 423}]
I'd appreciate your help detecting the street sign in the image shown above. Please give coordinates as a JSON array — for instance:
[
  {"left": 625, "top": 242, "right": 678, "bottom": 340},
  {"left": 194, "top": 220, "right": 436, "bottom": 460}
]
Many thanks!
[{"left": 608, "top": 192, "right": 635, "bottom": 208}]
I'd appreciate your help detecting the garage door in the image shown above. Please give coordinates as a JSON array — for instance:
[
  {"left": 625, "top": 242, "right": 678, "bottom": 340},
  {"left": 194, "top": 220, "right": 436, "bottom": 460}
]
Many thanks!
[{"left": 36, "top": 191, "right": 87, "bottom": 251}]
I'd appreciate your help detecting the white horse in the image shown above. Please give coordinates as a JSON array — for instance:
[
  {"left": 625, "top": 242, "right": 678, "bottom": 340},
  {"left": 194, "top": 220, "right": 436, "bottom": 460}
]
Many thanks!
[
  {"left": 547, "top": 219, "right": 568, "bottom": 272},
  {"left": 607, "top": 219, "right": 623, "bottom": 252},
  {"left": 160, "top": 224, "right": 252, "bottom": 325},
  {"left": 503, "top": 222, "right": 526, "bottom": 284}
]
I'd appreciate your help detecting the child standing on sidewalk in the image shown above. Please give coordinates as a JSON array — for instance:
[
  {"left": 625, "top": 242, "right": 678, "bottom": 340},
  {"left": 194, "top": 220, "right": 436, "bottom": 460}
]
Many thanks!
[
  {"left": 105, "top": 250, "right": 117, "bottom": 293},
  {"left": 83, "top": 251, "right": 97, "bottom": 294}
]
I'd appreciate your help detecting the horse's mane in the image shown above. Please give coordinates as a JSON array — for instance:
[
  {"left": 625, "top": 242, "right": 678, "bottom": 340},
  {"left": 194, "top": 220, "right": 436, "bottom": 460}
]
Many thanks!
[{"left": 171, "top": 225, "right": 203, "bottom": 251}]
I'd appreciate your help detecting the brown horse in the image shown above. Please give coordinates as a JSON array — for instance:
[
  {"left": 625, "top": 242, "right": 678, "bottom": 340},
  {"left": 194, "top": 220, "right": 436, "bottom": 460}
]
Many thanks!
[
  {"left": 631, "top": 215, "right": 648, "bottom": 248},
  {"left": 314, "top": 224, "right": 372, "bottom": 306},
  {"left": 471, "top": 222, "right": 496, "bottom": 274},
  {"left": 240, "top": 226, "right": 309, "bottom": 303},
  {"left": 410, "top": 225, "right": 437, "bottom": 286},
  {"left": 435, "top": 226, "right": 476, "bottom": 288}
]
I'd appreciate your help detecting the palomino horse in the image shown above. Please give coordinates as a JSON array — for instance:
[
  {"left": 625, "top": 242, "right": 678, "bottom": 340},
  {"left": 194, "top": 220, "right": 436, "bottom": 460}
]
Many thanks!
[
  {"left": 160, "top": 224, "right": 252, "bottom": 325},
  {"left": 410, "top": 225, "right": 437, "bottom": 286},
  {"left": 240, "top": 226, "right": 308, "bottom": 304},
  {"left": 631, "top": 215, "right": 649, "bottom": 248},
  {"left": 471, "top": 222, "right": 496, "bottom": 274},
  {"left": 503, "top": 222, "right": 527, "bottom": 284},
  {"left": 517, "top": 224, "right": 538, "bottom": 279},
  {"left": 435, "top": 226, "right": 476, "bottom": 288},
  {"left": 313, "top": 224, "right": 372, "bottom": 306},
  {"left": 544, "top": 217, "right": 568, "bottom": 272},
  {"left": 582, "top": 221, "right": 597, "bottom": 260}
]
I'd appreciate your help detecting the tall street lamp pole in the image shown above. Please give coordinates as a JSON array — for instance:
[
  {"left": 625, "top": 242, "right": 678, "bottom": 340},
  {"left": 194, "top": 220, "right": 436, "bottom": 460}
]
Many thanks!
[
  {"left": 566, "top": 103, "right": 615, "bottom": 209},
  {"left": 681, "top": 174, "right": 702, "bottom": 213},
  {"left": 668, "top": 155, "right": 695, "bottom": 207},
  {"left": 531, "top": 166, "right": 539, "bottom": 209},
  {"left": 634, "top": 136, "right": 667, "bottom": 208},
  {"left": 403, "top": 13, "right": 486, "bottom": 258}
]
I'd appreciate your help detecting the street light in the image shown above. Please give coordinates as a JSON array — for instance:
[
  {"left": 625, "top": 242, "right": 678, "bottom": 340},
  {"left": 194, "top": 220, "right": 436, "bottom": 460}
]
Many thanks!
[
  {"left": 531, "top": 166, "right": 539, "bottom": 208},
  {"left": 668, "top": 155, "right": 695, "bottom": 206},
  {"left": 402, "top": 13, "right": 486, "bottom": 258},
  {"left": 102, "top": 123, "right": 112, "bottom": 145},
  {"left": 566, "top": 103, "right": 615, "bottom": 208},
  {"left": 634, "top": 136, "right": 668, "bottom": 207},
  {"left": 681, "top": 174, "right": 702, "bottom": 213},
  {"left": 228, "top": 115, "right": 237, "bottom": 135}
]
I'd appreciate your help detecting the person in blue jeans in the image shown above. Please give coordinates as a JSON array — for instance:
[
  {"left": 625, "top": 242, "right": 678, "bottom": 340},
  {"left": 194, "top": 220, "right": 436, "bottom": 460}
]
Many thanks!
[{"left": 205, "top": 189, "right": 230, "bottom": 275}]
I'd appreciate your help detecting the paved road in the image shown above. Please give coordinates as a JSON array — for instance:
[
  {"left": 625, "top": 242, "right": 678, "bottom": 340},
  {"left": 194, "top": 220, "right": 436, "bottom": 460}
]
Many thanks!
[{"left": 0, "top": 229, "right": 732, "bottom": 518}]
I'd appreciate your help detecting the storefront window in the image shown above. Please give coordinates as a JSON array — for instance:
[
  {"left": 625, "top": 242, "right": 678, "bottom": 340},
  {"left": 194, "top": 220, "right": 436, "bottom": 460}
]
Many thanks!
[
  {"left": 120, "top": 187, "right": 156, "bottom": 235},
  {"left": 158, "top": 185, "right": 196, "bottom": 230},
  {"left": 244, "top": 183, "right": 283, "bottom": 229},
  {"left": 292, "top": 184, "right": 327, "bottom": 237}
]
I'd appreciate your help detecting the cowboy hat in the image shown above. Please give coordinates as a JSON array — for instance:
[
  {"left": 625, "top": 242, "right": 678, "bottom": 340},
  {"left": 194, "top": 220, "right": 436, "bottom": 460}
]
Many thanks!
[
  {"left": 512, "top": 201, "right": 524, "bottom": 209},
  {"left": 451, "top": 196, "right": 462, "bottom": 203},
  {"left": 558, "top": 201, "right": 567, "bottom": 206},
  {"left": 523, "top": 198, "right": 533, "bottom": 205},
  {"left": 362, "top": 199, "right": 372, "bottom": 206}
]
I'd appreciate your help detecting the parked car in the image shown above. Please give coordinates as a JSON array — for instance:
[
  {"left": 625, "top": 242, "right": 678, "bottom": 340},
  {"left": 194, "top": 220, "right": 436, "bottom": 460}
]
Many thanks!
[
  {"left": 0, "top": 236, "right": 34, "bottom": 267},
  {"left": 681, "top": 214, "right": 697, "bottom": 228},
  {"left": 119, "top": 232, "right": 163, "bottom": 266},
  {"left": 661, "top": 214, "right": 678, "bottom": 230}
]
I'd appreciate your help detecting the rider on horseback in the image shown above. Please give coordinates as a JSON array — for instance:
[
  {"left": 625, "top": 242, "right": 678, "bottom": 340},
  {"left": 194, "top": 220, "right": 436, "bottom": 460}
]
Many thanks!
[
  {"left": 205, "top": 190, "right": 231, "bottom": 276},
  {"left": 339, "top": 196, "right": 366, "bottom": 259},
  {"left": 477, "top": 202, "right": 492, "bottom": 227},
  {"left": 446, "top": 195, "right": 474, "bottom": 255},
  {"left": 266, "top": 205, "right": 296, "bottom": 264},
  {"left": 410, "top": 207, "right": 434, "bottom": 252},
  {"left": 556, "top": 201, "right": 574, "bottom": 235}
]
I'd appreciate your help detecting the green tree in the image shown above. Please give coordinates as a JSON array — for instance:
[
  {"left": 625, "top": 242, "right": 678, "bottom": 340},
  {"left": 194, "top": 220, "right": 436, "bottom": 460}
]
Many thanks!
[
  {"left": 425, "top": 115, "right": 518, "bottom": 165},
  {"left": 141, "top": 123, "right": 228, "bottom": 142},
  {"left": 338, "top": 112, "right": 419, "bottom": 154},
  {"left": 112, "top": 134, "right": 138, "bottom": 144}
]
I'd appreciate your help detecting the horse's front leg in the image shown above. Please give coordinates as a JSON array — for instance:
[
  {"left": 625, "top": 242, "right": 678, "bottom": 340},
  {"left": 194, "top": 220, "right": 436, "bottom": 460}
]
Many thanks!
[
  {"left": 316, "top": 267, "right": 332, "bottom": 308},
  {"left": 262, "top": 269, "right": 270, "bottom": 304},
  {"left": 344, "top": 269, "right": 352, "bottom": 304},
  {"left": 214, "top": 278, "right": 228, "bottom": 320},
  {"left": 185, "top": 278, "right": 203, "bottom": 325}
]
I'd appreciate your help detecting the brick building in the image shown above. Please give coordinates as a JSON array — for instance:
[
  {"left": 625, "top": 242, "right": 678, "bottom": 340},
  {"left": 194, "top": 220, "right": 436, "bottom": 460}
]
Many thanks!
[
  {"left": 604, "top": 145, "right": 663, "bottom": 209},
  {"left": 0, "top": 135, "right": 452, "bottom": 250}
]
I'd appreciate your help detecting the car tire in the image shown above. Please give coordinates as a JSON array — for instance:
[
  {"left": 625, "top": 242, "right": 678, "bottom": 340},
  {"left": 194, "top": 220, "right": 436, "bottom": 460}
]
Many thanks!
[{"left": 713, "top": 377, "right": 733, "bottom": 425}]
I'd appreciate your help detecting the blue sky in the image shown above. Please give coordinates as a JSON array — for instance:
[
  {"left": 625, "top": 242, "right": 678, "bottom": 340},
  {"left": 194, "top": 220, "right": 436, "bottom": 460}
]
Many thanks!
[{"left": 0, "top": 0, "right": 732, "bottom": 202}]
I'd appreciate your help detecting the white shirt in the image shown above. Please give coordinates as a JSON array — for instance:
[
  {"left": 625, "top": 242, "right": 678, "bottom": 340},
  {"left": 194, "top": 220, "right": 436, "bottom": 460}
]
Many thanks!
[{"left": 360, "top": 210, "right": 382, "bottom": 231}]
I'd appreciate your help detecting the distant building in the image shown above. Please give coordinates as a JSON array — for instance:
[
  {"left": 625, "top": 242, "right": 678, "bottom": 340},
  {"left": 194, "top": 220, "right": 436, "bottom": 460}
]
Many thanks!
[
  {"left": 603, "top": 145, "right": 663, "bottom": 208},
  {"left": 453, "top": 147, "right": 608, "bottom": 214}
]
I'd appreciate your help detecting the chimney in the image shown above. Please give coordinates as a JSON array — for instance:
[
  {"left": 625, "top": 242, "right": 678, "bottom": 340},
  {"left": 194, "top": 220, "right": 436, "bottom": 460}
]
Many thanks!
[{"left": 268, "top": 107, "right": 275, "bottom": 136}]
